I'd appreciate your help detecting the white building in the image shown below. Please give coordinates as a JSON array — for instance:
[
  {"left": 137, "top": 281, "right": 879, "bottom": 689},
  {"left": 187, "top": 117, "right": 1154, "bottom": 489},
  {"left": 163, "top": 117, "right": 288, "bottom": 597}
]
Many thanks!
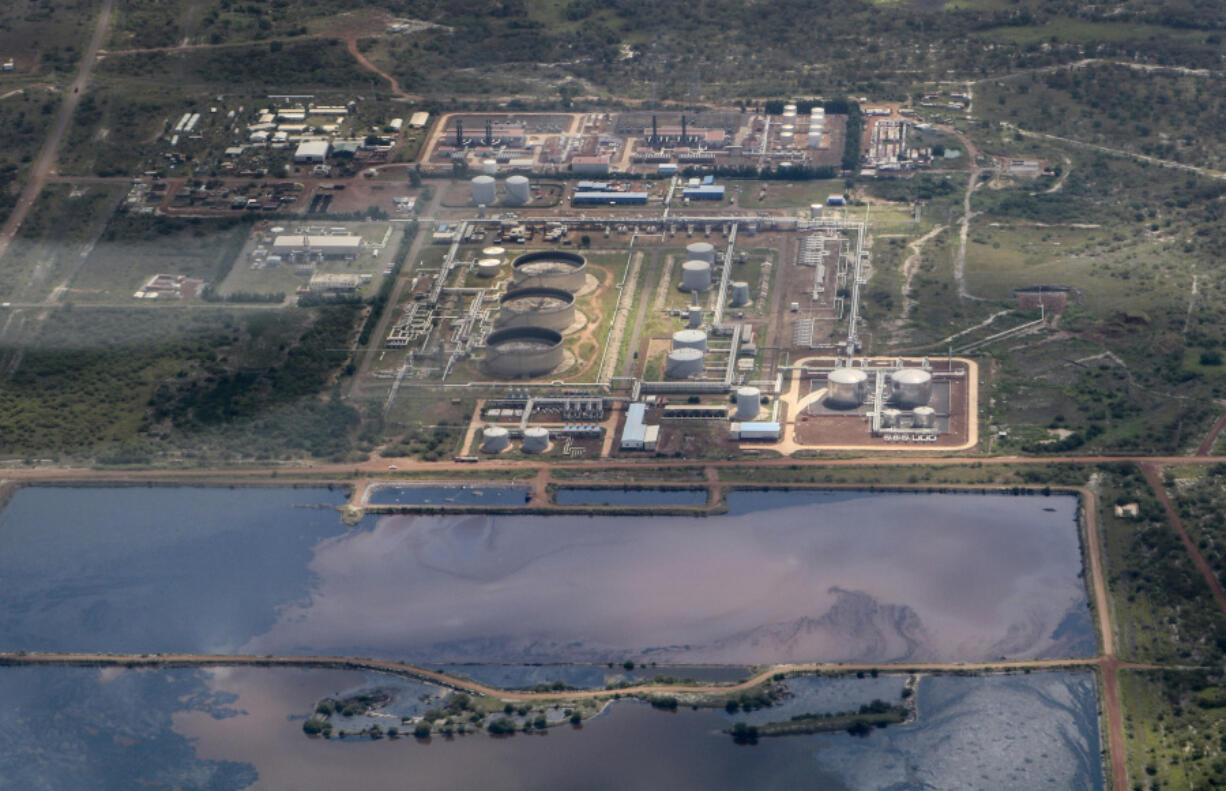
[
  {"left": 272, "top": 235, "right": 362, "bottom": 258},
  {"left": 293, "top": 140, "right": 330, "bottom": 164},
  {"left": 409, "top": 111, "right": 430, "bottom": 128}
]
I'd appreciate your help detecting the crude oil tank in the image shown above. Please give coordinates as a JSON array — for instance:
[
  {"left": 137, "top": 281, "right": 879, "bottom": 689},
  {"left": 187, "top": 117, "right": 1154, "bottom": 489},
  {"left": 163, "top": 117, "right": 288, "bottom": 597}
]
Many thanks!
[
  {"left": 471, "top": 175, "right": 496, "bottom": 205},
  {"left": 730, "top": 281, "right": 750, "bottom": 307},
  {"left": 891, "top": 368, "right": 933, "bottom": 408},
  {"left": 482, "top": 246, "right": 506, "bottom": 259},
  {"left": 476, "top": 258, "right": 502, "bottom": 278},
  {"left": 825, "top": 367, "right": 867, "bottom": 409},
  {"left": 681, "top": 260, "right": 712, "bottom": 292},
  {"left": 685, "top": 241, "right": 716, "bottom": 264},
  {"left": 671, "top": 329, "right": 708, "bottom": 351},
  {"left": 666, "top": 347, "right": 705, "bottom": 378},
  {"left": 496, "top": 286, "right": 576, "bottom": 331},
  {"left": 736, "top": 386, "right": 761, "bottom": 420},
  {"left": 482, "top": 326, "right": 564, "bottom": 379},
  {"left": 505, "top": 175, "right": 530, "bottom": 204},
  {"left": 912, "top": 405, "right": 936, "bottom": 429},
  {"left": 511, "top": 250, "right": 587, "bottom": 292},
  {"left": 522, "top": 427, "right": 550, "bottom": 453},
  {"left": 480, "top": 425, "right": 510, "bottom": 452}
]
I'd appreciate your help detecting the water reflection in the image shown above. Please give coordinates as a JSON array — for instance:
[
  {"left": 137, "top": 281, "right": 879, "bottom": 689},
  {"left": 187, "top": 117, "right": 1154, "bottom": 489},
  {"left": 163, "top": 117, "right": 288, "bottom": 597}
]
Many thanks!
[
  {"left": 247, "top": 491, "right": 1092, "bottom": 663},
  {"left": 0, "top": 488, "right": 1093, "bottom": 664}
]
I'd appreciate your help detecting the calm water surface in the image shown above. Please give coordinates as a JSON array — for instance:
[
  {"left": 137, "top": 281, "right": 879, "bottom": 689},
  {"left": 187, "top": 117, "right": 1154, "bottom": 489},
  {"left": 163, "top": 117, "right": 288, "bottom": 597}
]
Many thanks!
[
  {"left": 0, "top": 666, "right": 1103, "bottom": 790},
  {"left": 365, "top": 484, "right": 532, "bottom": 506},
  {"left": 0, "top": 487, "right": 1092, "bottom": 663},
  {"left": 553, "top": 487, "right": 709, "bottom": 507}
]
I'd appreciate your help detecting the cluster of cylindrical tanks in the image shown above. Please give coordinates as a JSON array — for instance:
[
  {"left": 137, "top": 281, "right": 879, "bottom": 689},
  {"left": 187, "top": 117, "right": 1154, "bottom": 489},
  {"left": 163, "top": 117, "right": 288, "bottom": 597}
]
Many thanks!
[
  {"left": 496, "top": 286, "right": 576, "bottom": 331},
  {"left": 482, "top": 326, "right": 564, "bottom": 379},
  {"left": 483, "top": 250, "right": 589, "bottom": 378},
  {"left": 471, "top": 175, "right": 531, "bottom": 205}
]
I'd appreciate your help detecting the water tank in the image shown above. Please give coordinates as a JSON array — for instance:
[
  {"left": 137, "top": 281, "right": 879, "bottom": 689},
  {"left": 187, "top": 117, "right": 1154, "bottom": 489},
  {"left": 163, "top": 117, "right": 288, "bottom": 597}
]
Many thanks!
[
  {"left": 825, "top": 367, "right": 867, "bottom": 409},
  {"left": 912, "top": 405, "right": 936, "bottom": 429},
  {"left": 681, "top": 260, "right": 712, "bottom": 292},
  {"left": 522, "top": 427, "right": 550, "bottom": 453},
  {"left": 672, "top": 329, "right": 708, "bottom": 351},
  {"left": 736, "top": 386, "right": 761, "bottom": 420},
  {"left": 730, "top": 281, "right": 750, "bottom": 307},
  {"left": 511, "top": 250, "right": 587, "bottom": 292},
  {"left": 666, "top": 347, "right": 705, "bottom": 378},
  {"left": 482, "top": 326, "right": 564, "bottom": 379},
  {"left": 505, "top": 175, "right": 530, "bottom": 204},
  {"left": 881, "top": 408, "right": 902, "bottom": 428},
  {"left": 471, "top": 175, "right": 496, "bottom": 205},
  {"left": 476, "top": 258, "right": 502, "bottom": 278},
  {"left": 481, "top": 159, "right": 497, "bottom": 175},
  {"left": 496, "top": 286, "right": 575, "bottom": 331},
  {"left": 686, "top": 242, "right": 715, "bottom": 264},
  {"left": 480, "top": 425, "right": 510, "bottom": 453},
  {"left": 891, "top": 368, "right": 933, "bottom": 408}
]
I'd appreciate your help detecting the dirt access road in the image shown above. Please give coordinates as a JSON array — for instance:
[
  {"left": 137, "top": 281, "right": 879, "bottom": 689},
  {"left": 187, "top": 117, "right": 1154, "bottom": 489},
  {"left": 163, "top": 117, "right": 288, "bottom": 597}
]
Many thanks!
[{"left": 0, "top": 0, "right": 115, "bottom": 262}]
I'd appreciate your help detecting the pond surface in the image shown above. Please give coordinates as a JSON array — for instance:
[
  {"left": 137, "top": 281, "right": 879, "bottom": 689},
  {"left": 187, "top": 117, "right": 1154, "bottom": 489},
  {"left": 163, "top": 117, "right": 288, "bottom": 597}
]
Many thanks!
[
  {"left": 365, "top": 484, "right": 532, "bottom": 507},
  {"left": 0, "top": 666, "right": 1103, "bottom": 790},
  {"left": 553, "top": 487, "right": 709, "bottom": 507},
  {"left": 0, "top": 487, "right": 1093, "bottom": 664}
]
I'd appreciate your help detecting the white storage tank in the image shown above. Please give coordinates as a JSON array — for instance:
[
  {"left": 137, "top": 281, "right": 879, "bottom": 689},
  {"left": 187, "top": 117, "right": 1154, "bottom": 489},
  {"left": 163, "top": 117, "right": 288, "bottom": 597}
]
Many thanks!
[
  {"left": 730, "top": 281, "right": 750, "bottom": 307},
  {"left": 482, "top": 246, "right": 506, "bottom": 259},
  {"left": 480, "top": 425, "right": 510, "bottom": 452},
  {"left": 476, "top": 258, "right": 502, "bottom": 278},
  {"left": 881, "top": 408, "right": 902, "bottom": 428},
  {"left": 685, "top": 241, "right": 716, "bottom": 264},
  {"left": 522, "top": 426, "right": 550, "bottom": 453},
  {"left": 825, "top": 367, "right": 868, "bottom": 409},
  {"left": 736, "top": 386, "right": 761, "bottom": 420},
  {"left": 471, "top": 175, "right": 496, "bottom": 205},
  {"left": 672, "top": 329, "right": 708, "bottom": 351},
  {"left": 912, "top": 405, "right": 936, "bottom": 429},
  {"left": 666, "top": 347, "right": 705, "bottom": 378},
  {"left": 505, "top": 175, "right": 530, "bottom": 204},
  {"left": 681, "top": 260, "right": 712, "bottom": 292},
  {"left": 481, "top": 158, "right": 498, "bottom": 175},
  {"left": 891, "top": 368, "right": 933, "bottom": 408},
  {"left": 687, "top": 305, "right": 703, "bottom": 328}
]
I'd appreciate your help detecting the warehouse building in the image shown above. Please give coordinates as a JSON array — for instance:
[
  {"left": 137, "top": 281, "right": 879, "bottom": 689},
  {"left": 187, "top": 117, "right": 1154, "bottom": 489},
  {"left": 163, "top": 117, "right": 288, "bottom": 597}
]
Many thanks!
[
  {"left": 293, "top": 140, "right": 330, "bottom": 164},
  {"left": 730, "top": 421, "right": 781, "bottom": 441},
  {"left": 620, "top": 403, "right": 659, "bottom": 451},
  {"left": 572, "top": 191, "right": 648, "bottom": 205},
  {"left": 683, "top": 185, "right": 725, "bottom": 200},
  {"left": 571, "top": 155, "right": 611, "bottom": 175},
  {"left": 272, "top": 234, "right": 362, "bottom": 258}
]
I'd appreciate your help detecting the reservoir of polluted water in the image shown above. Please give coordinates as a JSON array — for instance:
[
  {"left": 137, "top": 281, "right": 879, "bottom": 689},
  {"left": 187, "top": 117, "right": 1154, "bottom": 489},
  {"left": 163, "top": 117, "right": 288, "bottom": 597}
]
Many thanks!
[
  {"left": 0, "top": 486, "right": 1094, "bottom": 664},
  {"left": 0, "top": 666, "right": 1104, "bottom": 790},
  {"left": 552, "top": 486, "right": 709, "bottom": 507},
  {"left": 364, "top": 484, "right": 532, "bottom": 507}
]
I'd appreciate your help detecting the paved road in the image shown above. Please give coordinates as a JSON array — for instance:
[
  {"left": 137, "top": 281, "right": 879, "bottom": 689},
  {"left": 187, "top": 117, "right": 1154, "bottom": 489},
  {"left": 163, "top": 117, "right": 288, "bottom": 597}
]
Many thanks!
[{"left": 0, "top": 0, "right": 115, "bottom": 262}]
